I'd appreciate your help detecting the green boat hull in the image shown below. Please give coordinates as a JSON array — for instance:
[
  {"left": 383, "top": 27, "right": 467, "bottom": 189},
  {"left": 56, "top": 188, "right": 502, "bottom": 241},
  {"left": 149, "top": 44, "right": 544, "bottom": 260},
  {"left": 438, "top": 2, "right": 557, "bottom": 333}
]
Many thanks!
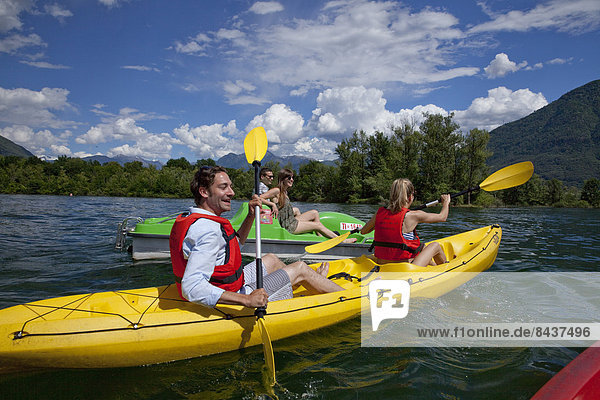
[{"left": 121, "top": 203, "right": 374, "bottom": 261}]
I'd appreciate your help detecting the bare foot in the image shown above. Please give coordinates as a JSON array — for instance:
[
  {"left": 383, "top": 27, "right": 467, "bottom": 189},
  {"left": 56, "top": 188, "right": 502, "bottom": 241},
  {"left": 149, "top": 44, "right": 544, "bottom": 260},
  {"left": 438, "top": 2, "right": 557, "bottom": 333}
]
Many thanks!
[
  {"left": 343, "top": 238, "right": 357, "bottom": 243},
  {"left": 316, "top": 262, "right": 330, "bottom": 277}
]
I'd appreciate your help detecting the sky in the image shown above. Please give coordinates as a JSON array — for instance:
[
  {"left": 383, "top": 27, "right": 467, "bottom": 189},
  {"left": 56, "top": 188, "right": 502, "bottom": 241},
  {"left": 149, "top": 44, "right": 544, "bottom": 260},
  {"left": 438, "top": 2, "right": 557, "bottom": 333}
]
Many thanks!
[{"left": 0, "top": 0, "right": 599, "bottom": 163}]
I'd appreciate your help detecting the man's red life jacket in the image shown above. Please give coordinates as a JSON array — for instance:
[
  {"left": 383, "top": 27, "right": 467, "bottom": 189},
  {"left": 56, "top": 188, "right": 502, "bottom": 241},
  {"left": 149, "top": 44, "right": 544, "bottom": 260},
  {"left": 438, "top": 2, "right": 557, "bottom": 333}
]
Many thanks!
[
  {"left": 372, "top": 207, "right": 424, "bottom": 261},
  {"left": 169, "top": 212, "right": 244, "bottom": 300}
]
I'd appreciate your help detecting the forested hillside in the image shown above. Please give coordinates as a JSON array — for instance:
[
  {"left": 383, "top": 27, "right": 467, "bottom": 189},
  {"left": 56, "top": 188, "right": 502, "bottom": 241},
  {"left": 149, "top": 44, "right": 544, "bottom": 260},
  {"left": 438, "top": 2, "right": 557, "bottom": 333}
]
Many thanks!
[
  {"left": 488, "top": 79, "right": 600, "bottom": 186},
  {"left": 3, "top": 113, "right": 600, "bottom": 207},
  {"left": 0, "top": 135, "right": 34, "bottom": 158}
]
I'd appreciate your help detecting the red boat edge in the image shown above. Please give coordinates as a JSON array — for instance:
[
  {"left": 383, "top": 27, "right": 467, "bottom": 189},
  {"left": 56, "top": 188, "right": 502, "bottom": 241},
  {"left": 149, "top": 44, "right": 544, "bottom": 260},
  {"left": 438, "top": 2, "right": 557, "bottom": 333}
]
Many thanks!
[{"left": 531, "top": 341, "right": 600, "bottom": 400}]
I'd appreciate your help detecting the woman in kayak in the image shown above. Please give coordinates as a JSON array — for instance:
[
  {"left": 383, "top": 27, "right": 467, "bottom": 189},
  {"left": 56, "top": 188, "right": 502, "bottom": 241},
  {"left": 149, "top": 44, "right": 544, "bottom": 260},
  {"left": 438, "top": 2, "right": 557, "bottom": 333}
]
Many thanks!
[
  {"left": 260, "top": 168, "right": 356, "bottom": 243},
  {"left": 360, "top": 178, "right": 450, "bottom": 267}
]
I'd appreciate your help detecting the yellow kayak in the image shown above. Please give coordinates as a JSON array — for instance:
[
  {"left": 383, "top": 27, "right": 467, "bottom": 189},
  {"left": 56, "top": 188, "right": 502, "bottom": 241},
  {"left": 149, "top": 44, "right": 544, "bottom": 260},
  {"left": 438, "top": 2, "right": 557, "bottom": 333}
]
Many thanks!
[{"left": 0, "top": 225, "right": 501, "bottom": 371}]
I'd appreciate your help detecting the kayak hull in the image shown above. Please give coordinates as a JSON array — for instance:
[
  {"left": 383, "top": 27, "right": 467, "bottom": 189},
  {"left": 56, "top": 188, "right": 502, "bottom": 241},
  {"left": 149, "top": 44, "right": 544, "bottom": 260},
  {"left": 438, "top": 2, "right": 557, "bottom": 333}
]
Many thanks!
[{"left": 1, "top": 225, "right": 501, "bottom": 371}]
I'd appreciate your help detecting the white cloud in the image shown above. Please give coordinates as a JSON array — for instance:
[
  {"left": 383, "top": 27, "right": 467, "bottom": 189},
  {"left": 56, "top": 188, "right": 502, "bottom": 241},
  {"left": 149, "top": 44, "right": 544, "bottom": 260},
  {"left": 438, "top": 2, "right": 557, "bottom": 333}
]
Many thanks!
[
  {"left": 310, "top": 86, "right": 388, "bottom": 137},
  {"left": 122, "top": 65, "right": 160, "bottom": 72},
  {"left": 290, "top": 136, "right": 339, "bottom": 161},
  {"left": 44, "top": 4, "right": 73, "bottom": 21},
  {"left": 453, "top": 86, "right": 548, "bottom": 131},
  {"left": 0, "top": 86, "right": 77, "bottom": 129},
  {"left": 74, "top": 107, "right": 179, "bottom": 160},
  {"left": 107, "top": 132, "right": 175, "bottom": 160},
  {"left": 49, "top": 144, "right": 72, "bottom": 156},
  {"left": 484, "top": 53, "right": 528, "bottom": 78},
  {"left": 98, "top": 0, "right": 123, "bottom": 8},
  {"left": 249, "top": 2, "right": 284, "bottom": 15},
  {"left": 0, "top": 0, "right": 33, "bottom": 32},
  {"left": 76, "top": 117, "right": 143, "bottom": 144},
  {"left": 173, "top": 40, "right": 206, "bottom": 55},
  {"left": 173, "top": 120, "right": 240, "bottom": 159},
  {"left": 548, "top": 57, "right": 573, "bottom": 64},
  {"left": 308, "top": 86, "right": 445, "bottom": 140},
  {"left": 0, "top": 124, "right": 71, "bottom": 157},
  {"left": 0, "top": 33, "right": 45, "bottom": 53},
  {"left": 173, "top": 0, "right": 479, "bottom": 101},
  {"left": 470, "top": 0, "right": 600, "bottom": 35},
  {"left": 246, "top": 104, "right": 305, "bottom": 145},
  {"left": 20, "top": 60, "right": 70, "bottom": 69},
  {"left": 250, "top": 1, "right": 477, "bottom": 89},
  {"left": 222, "top": 79, "right": 269, "bottom": 105}
]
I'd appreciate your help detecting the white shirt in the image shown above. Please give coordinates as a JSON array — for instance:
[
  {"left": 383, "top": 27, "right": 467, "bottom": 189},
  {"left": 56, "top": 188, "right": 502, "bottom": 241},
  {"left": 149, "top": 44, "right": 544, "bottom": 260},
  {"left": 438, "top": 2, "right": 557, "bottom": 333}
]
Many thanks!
[{"left": 180, "top": 207, "right": 248, "bottom": 307}]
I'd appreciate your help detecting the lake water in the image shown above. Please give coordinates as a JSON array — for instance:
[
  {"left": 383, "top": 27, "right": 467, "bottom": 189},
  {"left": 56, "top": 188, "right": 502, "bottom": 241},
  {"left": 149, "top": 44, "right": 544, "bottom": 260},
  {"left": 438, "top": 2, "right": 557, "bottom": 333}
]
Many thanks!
[{"left": 1, "top": 194, "right": 599, "bottom": 399}]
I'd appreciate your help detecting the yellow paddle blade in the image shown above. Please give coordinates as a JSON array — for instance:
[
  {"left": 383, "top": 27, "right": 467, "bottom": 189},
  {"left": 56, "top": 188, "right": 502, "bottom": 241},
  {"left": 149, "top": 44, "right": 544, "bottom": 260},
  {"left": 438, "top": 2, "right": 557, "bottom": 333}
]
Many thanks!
[
  {"left": 480, "top": 161, "right": 534, "bottom": 192},
  {"left": 257, "top": 317, "right": 276, "bottom": 386},
  {"left": 305, "top": 231, "right": 351, "bottom": 254},
  {"left": 244, "top": 127, "right": 268, "bottom": 164}
]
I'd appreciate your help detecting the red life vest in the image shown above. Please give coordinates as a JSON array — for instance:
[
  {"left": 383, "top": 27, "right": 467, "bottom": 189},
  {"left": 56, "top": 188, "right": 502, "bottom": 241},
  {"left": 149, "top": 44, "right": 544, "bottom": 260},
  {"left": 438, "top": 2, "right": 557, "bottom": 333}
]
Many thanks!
[
  {"left": 373, "top": 207, "right": 424, "bottom": 261},
  {"left": 169, "top": 212, "right": 244, "bottom": 300}
]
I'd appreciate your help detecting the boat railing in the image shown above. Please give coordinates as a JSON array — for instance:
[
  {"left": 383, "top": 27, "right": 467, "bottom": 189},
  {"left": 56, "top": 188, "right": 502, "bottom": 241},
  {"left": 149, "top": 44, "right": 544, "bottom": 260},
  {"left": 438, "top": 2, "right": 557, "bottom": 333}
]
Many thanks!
[
  {"left": 115, "top": 217, "right": 144, "bottom": 250},
  {"left": 152, "top": 211, "right": 186, "bottom": 224}
]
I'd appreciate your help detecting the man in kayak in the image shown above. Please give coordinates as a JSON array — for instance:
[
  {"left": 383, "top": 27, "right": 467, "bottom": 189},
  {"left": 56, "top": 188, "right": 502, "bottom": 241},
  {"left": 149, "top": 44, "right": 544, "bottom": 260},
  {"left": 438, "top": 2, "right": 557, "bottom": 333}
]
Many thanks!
[
  {"left": 359, "top": 178, "right": 450, "bottom": 267},
  {"left": 170, "top": 166, "right": 344, "bottom": 308}
]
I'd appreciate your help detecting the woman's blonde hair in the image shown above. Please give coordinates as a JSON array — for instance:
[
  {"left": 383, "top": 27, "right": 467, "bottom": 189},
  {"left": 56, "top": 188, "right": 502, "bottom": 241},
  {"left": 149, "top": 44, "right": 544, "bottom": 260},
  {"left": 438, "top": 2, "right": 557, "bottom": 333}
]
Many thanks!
[
  {"left": 388, "top": 178, "right": 415, "bottom": 213},
  {"left": 277, "top": 168, "right": 294, "bottom": 208}
]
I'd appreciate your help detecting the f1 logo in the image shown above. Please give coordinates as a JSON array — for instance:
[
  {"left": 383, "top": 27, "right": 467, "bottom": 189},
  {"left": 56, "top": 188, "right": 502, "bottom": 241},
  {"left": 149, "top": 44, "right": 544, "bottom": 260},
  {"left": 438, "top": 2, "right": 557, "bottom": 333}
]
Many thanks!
[{"left": 369, "top": 279, "right": 411, "bottom": 331}]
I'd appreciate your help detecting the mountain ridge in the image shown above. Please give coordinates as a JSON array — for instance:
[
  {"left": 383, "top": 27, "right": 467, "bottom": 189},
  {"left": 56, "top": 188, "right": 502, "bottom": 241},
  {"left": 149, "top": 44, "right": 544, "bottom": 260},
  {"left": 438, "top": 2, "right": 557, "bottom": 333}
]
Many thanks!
[{"left": 488, "top": 79, "right": 600, "bottom": 186}]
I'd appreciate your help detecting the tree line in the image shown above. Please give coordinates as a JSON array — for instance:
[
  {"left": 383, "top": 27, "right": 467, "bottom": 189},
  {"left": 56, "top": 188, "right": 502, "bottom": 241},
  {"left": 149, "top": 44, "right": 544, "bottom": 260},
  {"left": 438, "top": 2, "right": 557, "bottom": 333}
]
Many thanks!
[{"left": 1, "top": 113, "right": 599, "bottom": 208}]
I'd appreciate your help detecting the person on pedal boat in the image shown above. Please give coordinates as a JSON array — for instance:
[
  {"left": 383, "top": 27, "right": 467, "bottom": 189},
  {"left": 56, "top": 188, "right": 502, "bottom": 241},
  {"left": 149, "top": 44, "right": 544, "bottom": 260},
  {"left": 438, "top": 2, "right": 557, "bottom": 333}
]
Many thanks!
[
  {"left": 360, "top": 178, "right": 450, "bottom": 267},
  {"left": 258, "top": 167, "right": 279, "bottom": 217},
  {"left": 260, "top": 168, "right": 357, "bottom": 243},
  {"left": 170, "top": 166, "right": 343, "bottom": 308}
]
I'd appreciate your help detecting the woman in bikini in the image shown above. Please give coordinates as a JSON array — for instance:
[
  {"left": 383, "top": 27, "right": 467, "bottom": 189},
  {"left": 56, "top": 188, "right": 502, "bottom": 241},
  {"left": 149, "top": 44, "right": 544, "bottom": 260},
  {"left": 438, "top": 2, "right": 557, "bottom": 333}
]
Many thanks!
[{"left": 260, "top": 168, "right": 356, "bottom": 243}]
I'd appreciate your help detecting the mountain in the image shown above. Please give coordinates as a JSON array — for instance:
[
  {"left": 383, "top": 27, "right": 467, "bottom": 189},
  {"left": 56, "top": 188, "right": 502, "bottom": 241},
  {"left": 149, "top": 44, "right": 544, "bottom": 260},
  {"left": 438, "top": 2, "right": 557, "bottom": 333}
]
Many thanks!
[
  {"left": 82, "top": 155, "right": 163, "bottom": 169},
  {"left": 488, "top": 80, "right": 600, "bottom": 187},
  {"left": 0, "top": 135, "right": 34, "bottom": 158},
  {"left": 217, "top": 151, "right": 320, "bottom": 171}
]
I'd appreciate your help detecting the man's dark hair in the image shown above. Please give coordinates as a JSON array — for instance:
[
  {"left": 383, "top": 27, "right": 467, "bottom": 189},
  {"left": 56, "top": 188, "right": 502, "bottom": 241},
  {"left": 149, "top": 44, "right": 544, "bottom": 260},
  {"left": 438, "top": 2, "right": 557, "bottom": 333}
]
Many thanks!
[
  {"left": 260, "top": 167, "right": 273, "bottom": 178},
  {"left": 190, "top": 166, "right": 227, "bottom": 206}
]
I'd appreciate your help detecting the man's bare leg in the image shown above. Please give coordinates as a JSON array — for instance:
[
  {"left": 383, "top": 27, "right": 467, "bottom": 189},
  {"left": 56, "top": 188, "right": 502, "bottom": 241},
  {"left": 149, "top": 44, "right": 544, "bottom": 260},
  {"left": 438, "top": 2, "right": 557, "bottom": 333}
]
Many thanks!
[{"left": 283, "top": 261, "right": 343, "bottom": 293}]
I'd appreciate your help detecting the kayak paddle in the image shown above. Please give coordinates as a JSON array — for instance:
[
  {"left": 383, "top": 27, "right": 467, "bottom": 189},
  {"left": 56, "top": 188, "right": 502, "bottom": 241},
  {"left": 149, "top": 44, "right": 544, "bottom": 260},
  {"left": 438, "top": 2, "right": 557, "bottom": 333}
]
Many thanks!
[
  {"left": 412, "top": 161, "right": 534, "bottom": 210},
  {"left": 243, "top": 126, "right": 276, "bottom": 387},
  {"left": 306, "top": 161, "right": 534, "bottom": 254},
  {"left": 305, "top": 231, "right": 352, "bottom": 254}
]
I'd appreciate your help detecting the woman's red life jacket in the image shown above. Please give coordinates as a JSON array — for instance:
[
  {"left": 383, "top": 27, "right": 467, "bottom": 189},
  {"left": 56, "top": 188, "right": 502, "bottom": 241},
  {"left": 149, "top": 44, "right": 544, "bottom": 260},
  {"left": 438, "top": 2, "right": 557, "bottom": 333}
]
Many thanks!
[
  {"left": 373, "top": 207, "right": 424, "bottom": 261},
  {"left": 169, "top": 212, "right": 244, "bottom": 300}
]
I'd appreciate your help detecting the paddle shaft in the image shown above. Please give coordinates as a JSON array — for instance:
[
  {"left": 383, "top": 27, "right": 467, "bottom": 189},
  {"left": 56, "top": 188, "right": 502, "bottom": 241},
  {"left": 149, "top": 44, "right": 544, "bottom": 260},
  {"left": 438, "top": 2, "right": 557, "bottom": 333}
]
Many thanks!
[
  {"left": 413, "top": 185, "right": 480, "bottom": 210},
  {"left": 252, "top": 160, "right": 266, "bottom": 318}
]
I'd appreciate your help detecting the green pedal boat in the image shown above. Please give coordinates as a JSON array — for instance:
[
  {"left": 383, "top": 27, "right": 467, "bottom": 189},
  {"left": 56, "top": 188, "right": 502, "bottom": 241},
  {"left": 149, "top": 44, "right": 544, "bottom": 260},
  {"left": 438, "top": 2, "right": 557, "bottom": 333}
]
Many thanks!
[{"left": 116, "top": 203, "right": 374, "bottom": 261}]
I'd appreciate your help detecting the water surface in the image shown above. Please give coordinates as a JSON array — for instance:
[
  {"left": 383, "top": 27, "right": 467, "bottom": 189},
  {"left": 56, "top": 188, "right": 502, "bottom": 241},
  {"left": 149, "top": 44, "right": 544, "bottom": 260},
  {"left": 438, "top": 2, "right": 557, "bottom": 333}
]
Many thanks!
[{"left": 1, "top": 194, "right": 598, "bottom": 399}]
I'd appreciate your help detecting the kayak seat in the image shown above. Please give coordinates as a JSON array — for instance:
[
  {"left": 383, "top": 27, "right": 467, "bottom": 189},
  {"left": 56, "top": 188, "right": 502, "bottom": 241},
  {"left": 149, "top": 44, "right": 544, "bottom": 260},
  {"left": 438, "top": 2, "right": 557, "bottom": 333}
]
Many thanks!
[{"left": 440, "top": 241, "right": 456, "bottom": 260}]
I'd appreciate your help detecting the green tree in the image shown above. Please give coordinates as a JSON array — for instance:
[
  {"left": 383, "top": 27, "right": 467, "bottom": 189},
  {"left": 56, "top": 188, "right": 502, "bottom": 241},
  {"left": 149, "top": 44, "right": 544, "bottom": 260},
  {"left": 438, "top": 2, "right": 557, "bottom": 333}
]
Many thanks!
[
  {"left": 295, "top": 160, "right": 336, "bottom": 202},
  {"left": 581, "top": 178, "right": 600, "bottom": 207},
  {"left": 335, "top": 130, "right": 370, "bottom": 202},
  {"left": 547, "top": 179, "right": 564, "bottom": 206},
  {"left": 390, "top": 123, "right": 421, "bottom": 183},
  {"left": 166, "top": 157, "right": 193, "bottom": 170},
  {"left": 418, "top": 113, "right": 462, "bottom": 200},
  {"left": 460, "top": 128, "right": 492, "bottom": 204}
]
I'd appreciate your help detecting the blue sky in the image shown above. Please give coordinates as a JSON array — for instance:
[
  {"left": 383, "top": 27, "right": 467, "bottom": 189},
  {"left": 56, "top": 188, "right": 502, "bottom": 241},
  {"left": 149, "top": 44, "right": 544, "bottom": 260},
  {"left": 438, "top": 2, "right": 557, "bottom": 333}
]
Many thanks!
[{"left": 1, "top": 0, "right": 599, "bottom": 163}]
